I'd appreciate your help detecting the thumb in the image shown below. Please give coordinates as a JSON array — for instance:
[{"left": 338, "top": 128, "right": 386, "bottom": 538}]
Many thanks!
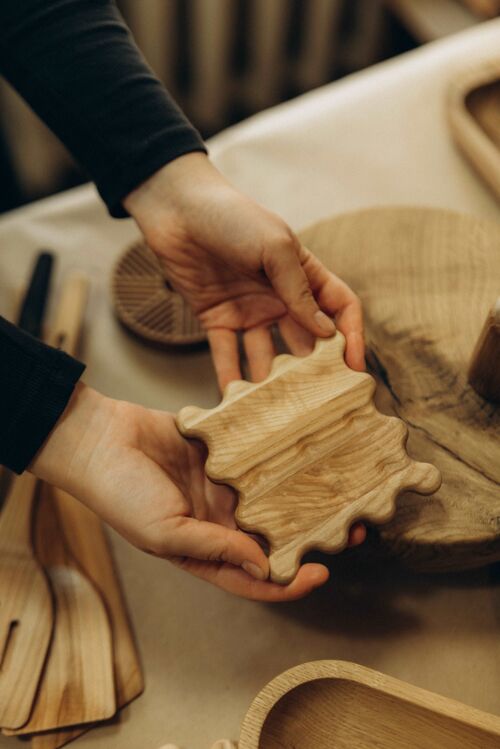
[
  {"left": 262, "top": 236, "right": 336, "bottom": 338},
  {"left": 163, "top": 517, "right": 269, "bottom": 581}
]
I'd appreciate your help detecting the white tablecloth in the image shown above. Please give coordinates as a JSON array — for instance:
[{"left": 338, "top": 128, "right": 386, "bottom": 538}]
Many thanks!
[{"left": 1, "top": 19, "right": 500, "bottom": 749}]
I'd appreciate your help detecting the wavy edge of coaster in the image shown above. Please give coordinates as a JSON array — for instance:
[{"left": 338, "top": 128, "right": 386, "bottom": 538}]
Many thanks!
[
  {"left": 177, "top": 334, "right": 441, "bottom": 583},
  {"left": 111, "top": 241, "right": 207, "bottom": 347},
  {"left": 448, "top": 56, "right": 500, "bottom": 203}
]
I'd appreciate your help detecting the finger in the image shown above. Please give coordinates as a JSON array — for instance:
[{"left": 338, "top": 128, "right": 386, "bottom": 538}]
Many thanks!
[
  {"left": 301, "top": 253, "right": 365, "bottom": 371},
  {"left": 348, "top": 522, "right": 366, "bottom": 546},
  {"left": 262, "top": 237, "right": 336, "bottom": 338},
  {"left": 173, "top": 558, "right": 329, "bottom": 601},
  {"left": 243, "top": 326, "right": 276, "bottom": 381},
  {"left": 163, "top": 517, "right": 269, "bottom": 580},
  {"left": 278, "top": 315, "right": 315, "bottom": 356},
  {"left": 207, "top": 328, "right": 241, "bottom": 390}
]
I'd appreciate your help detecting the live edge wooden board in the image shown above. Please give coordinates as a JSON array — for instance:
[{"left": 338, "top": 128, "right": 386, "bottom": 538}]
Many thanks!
[
  {"left": 177, "top": 332, "right": 441, "bottom": 583},
  {"left": 180, "top": 207, "right": 500, "bottom": 575}
]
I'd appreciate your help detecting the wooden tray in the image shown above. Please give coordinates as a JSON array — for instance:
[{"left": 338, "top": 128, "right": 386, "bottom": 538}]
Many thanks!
[
  {"left": 112, "top": 241, "right": 206, "bottom": 347},
  {"left": 298, "top": 207, "right": 499, "bottom": 571},
  {"left": 448, "top": 58, "right": 500, "bottom": 204},
  {"left": 237, "top": 660, "right": 500, "bottom": 748}
]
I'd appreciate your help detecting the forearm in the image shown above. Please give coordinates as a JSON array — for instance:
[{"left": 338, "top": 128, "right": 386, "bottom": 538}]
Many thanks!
[
  {"left": 0, "top": 0, "right": 206, "bottom": 217},
  {"left": 0, "top": 316, "right": 84, "bottom": 473}
]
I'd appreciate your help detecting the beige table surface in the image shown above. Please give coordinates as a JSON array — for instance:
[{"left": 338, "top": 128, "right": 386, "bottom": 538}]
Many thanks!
[{"left": 1, "top": 19, "right": 500, "bottom": 749}]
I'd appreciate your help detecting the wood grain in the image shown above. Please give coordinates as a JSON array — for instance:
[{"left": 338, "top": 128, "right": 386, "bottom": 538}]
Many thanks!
[
  {"left": 468, "top": 297, "right": 500, "bottom": 402},
  {"left": 448, "top": 59, "right": 500, "bottom": 204},
  {"left": 0, "top": 472, "right": 52, "bottom": 729},
  {"left": 30, "top": 487, "right": 144, "bottom": 749},
  {"left": 297, "top": 206, "right": 500, "bottom": 571},
  {"left": 238, "top": 660, "right": 500, "bottom": 748},
  {"left": 4, "top": 486, "right": 116, "bottom": 735},
  {"left": 177, "top": 333, "right": 440, "bottom": 583}
]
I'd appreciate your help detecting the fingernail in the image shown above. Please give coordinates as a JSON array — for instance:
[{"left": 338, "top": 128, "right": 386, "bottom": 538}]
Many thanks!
[
  {"left": 314, "top": 310, "right": 336, "bottom": 333},
  {"left": 242, "top": 561, "right": 267, "bottom": 581}
]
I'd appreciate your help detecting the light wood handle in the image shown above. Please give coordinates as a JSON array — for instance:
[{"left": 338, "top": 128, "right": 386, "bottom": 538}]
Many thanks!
[
  {"left": 468, "top": 298, "right": 500, "bottom": 403},
  {"left": 0, "top": 472, "right": 38, "bottom": 551},
  {"left": 46, "top": 273, "right": 89, "bottom": 356}
]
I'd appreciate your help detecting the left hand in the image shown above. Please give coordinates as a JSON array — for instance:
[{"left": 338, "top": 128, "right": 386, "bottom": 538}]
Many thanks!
[
  {"left": 31, "top": 384, "right": 366, "bottom": 601},
  {"left": 124, "top": 153, "right": 365, "bottom": 390}
]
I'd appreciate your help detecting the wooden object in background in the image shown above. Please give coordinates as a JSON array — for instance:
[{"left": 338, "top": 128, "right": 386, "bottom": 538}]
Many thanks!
[
  {"left": 4, "top": 487, "right": 116, "bottom": 735},
  {"left": 461, "top": 0, "right": 500, "bottom": 18},
  {"left": 112, "top": 241, "right": 206, "bottom": 347},
  {"left": 0, "top": 474, "right": 52, "bottom": 729},
  {"left": 31, "top": 486, "right": 144, "bottom": 749},
  {"left": 177, "top": 333, "right": 440, "bottom": 584},
  {"left": 237, "top": 660, "right": 500, "bottom": 748},
  {"left": 298, "top": 207, "right": 500, "bottom": 571},
  {"left": 468, "top": 297, "right": 500, "bottom": 402},
  {"left": 448, "top": 59, "right": 500, "bottom": 204}
]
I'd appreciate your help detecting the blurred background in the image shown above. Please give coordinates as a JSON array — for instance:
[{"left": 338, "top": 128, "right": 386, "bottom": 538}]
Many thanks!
[{"left": 0, "top": 0, "right": 498, "bottom": 215}]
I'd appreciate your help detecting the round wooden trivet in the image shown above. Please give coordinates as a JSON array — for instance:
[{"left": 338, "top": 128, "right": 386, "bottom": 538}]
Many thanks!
[{"left": 112, "top": 241, "right": 206, "bottom": 346}]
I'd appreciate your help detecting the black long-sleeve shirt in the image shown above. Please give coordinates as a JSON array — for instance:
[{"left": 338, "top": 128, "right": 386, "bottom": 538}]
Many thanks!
[{"left": 0, "top": 0, "right": 207, "bottom": 472}]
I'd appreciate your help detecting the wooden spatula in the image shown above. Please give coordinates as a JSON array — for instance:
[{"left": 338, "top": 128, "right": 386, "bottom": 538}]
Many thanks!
[
  {"left": 0, "top": 472, "right": 53, "bottom": 729},
  {"left": 4, "top": 484, "right": 116, "bottom": 735},
  {"left": 30, "top": 486, "right": 144, "bottom": 749}
]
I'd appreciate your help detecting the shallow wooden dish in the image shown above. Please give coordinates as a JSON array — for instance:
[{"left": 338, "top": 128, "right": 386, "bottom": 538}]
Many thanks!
[
  {"left": 448, "top": 58, "right": 500, "bottom": 204},
  {"left": 112, "top": 241, "right": 206, "bottom": 347},
  {"left": 238, "top": 661, "right": 500, "bottom": 748}
]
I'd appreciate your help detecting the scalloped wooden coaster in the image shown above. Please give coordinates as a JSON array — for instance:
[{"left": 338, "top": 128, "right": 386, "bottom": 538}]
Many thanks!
[
  {"left": 112, "top": 241, "right": 206, "bottom": 346},
  {"left": 176, "top": 333, "right": 441, "bottom": 583}
]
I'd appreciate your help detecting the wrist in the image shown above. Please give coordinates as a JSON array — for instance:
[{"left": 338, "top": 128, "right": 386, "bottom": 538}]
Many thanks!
[
  {"left": 124, "top": 152, "right": 219, "bottom": 226},
  {"left": 29, "top": 383, "right": 114, "bottom": 495}
]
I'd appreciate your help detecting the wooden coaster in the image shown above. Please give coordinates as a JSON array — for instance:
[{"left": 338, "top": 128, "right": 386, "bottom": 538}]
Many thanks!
[
  {"left": 448, "top": 58, "right": 500, "bottom": 204},
  {"left": 177, "top": 333, "right": 441, "bottom": 584},
  {"left": 112, "top": 241, "right": 206, "bottom": 346}
]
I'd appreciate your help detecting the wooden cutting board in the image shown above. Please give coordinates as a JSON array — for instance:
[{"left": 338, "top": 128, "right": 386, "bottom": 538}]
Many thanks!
[
  {"left": 448, "top": 58, "right": 500, "bottom": 205},
  {"left": 177, "top": 333, "right": 441, "bottom": 584},
  {"left": 297, "top": 206, "right": 500, "bottom": 571}
]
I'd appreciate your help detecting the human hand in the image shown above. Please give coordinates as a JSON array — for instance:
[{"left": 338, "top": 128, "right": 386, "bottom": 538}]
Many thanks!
[
  {"left": 31, "top": 383, "right": 365, "bottom": 601},
  {"left": 124, "top": 153, "right": 365, "bottom": 389}
]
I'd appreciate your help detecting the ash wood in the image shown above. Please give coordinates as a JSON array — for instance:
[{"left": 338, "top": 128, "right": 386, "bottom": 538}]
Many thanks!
[
  {"left": 28, "top": 272, "right": 143, "bottom": 749},
  {"left": 4, "top": 487, "right": 116, "bottom": 735},
  {"left": 297, "top": 206, "right": 500, "bottom": 571},
  {"left": 468, "top": 297, "right": 500, "bottom": 402},
  {"left": 0, "top": 473, "right": 52, "bottom": 729},
  {"left": 238, "top": 660, "right": 500, "bottom": 748},
  {"left": 112, "top": 241, "right": 206, "bottom": 346},
  {"left": 448, "top": 59, "right": 500, "bottom": 204},
  {"left": 30, "top": 486, "right": 144, "bottom": 749},
  {"left": 177, "top": 333, "right": 440, "bottom": 584}
]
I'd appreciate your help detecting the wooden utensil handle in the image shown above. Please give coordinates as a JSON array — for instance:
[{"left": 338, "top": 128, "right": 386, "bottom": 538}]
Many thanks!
[
  {"left": 468, "top": 297, "right": 500, "bottom": 402},
  {"left": 46, "top": 274, "right": 89, "bottom": 356},
  {"left": 0, "top": 472, "right": 39, "bottom": 551}
]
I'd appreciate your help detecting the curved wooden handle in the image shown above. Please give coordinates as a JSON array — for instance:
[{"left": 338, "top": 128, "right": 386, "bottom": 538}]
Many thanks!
[{"left": 468, "top": 297, "right": 500, "bottom": 403}]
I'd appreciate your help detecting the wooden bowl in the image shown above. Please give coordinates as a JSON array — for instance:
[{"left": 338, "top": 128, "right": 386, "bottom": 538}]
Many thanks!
[
  {"left": 448, "top": 58, "right": 500, "bottom": 204},
  {"left": 238, "top": 661, "right": 500, "bottom": 748},
  {"left": 112, "top": 241, "right": 206, "bottom": 347}
]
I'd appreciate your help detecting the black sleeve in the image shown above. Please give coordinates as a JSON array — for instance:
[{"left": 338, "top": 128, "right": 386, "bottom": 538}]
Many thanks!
[
  {"left": 0, "top": 0, "right": 207, "bottom": 217},
  {"left": 0, "top": 316, "right": 85, "bottom": 474}
]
